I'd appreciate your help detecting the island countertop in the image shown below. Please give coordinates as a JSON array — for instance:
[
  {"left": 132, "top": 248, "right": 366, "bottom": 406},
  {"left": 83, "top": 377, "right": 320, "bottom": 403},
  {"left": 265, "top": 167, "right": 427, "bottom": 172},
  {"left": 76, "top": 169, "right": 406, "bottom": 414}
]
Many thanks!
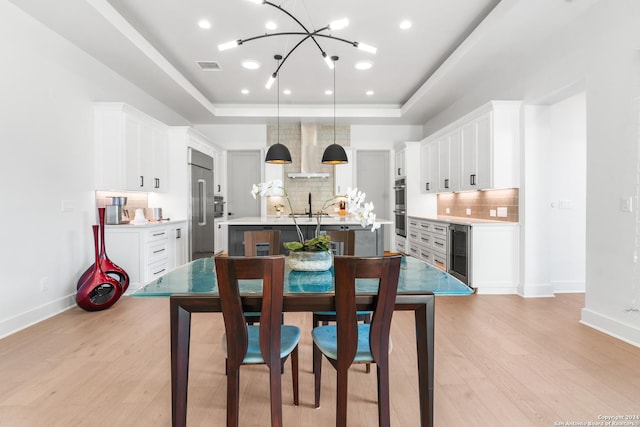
[{"left": 220, "top": 216, "right": 393, "bottom": 226}]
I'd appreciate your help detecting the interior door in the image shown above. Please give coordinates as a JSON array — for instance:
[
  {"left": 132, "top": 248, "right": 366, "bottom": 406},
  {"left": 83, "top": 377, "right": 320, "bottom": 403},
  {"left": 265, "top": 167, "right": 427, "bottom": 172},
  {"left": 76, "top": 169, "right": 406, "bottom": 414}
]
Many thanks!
[
  {"left": 227, "top": 150, "right": 261, "bottom": 220},
  {"left": 356, "top": 150, "right": 391, "bottom": 250}
]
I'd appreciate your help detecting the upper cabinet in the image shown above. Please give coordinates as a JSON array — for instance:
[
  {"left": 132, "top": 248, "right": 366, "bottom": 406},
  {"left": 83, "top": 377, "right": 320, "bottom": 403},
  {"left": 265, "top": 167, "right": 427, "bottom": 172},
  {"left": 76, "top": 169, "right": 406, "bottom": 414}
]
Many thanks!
[
  {"left": 421, "top": 101, "right": 521, "bottom": 193},
  {"left": 94, "top": 103, "right": 169, "bottom": 192},
  {"left": 394, "top": 149, "right": 406, "bottom": 178}
]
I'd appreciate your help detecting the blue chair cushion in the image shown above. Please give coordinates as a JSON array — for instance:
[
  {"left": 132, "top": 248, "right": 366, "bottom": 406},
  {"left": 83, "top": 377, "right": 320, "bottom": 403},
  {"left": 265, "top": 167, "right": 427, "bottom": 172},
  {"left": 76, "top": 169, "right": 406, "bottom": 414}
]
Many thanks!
[
  {"left": 312, "top": 324, "right": 392, "bottom": 363},
  {"left": 313, "top": 310, "right": 371, "bottom": 317},
  {"left": 222, "top": 325, "right": 301, "bottom": 364}
]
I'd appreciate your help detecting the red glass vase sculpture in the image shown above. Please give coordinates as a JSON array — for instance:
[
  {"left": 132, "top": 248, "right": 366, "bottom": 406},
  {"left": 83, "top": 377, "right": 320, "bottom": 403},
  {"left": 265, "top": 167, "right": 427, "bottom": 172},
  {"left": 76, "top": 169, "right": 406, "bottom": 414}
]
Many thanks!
[
  {"left": 76, "top": 225, "right": 123, "bottom": 311},
  {"left": 77, "top": 208, "right": 129, "bottom": 293}
]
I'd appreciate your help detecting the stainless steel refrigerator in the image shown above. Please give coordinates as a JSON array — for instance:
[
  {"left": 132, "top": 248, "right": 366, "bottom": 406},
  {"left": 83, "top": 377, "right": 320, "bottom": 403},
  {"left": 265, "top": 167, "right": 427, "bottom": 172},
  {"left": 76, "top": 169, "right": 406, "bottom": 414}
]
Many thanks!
[{"left": 188, "top": 148, "right": 215, "bottom": 260}]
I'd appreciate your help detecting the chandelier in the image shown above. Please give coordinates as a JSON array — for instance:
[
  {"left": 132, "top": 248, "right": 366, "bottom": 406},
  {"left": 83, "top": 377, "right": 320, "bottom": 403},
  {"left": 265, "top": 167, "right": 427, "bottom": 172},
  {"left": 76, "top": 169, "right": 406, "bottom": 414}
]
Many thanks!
[{"left": 218, "top": 0, "right": 377, "bottom": 89}]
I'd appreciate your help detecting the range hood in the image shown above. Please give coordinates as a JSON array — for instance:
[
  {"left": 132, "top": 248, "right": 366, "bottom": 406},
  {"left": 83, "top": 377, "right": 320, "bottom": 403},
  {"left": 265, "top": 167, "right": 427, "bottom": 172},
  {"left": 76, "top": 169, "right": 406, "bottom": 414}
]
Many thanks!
[{"left": 287, "top": 123, "right": 330, "bottom": 179}]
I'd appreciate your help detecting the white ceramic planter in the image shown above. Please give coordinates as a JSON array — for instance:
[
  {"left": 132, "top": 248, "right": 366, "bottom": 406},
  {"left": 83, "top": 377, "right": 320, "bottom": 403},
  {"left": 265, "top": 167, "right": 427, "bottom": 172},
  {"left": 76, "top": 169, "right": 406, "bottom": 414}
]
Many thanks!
[{"left": 287, "top": 250, "right": 332, "bottom": 271}]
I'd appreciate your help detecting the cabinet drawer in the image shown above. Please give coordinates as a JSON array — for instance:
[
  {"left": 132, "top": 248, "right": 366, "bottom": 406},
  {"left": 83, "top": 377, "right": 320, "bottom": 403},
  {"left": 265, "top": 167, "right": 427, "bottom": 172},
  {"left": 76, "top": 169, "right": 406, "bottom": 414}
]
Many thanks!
[
  {"left": 418, "top": 221, "right": 431, "bottom": 232},
  {"left": 147, "top": 240, "right": 168, "bottom": 263},
  {"left": 432, "top": 252, "right": 447, "bottom": 271},
  {"left": 431, "top": 223, "right": 448, "bottom": 236},
  {"left": 418, "top": 246, "right": 433, "bottom": 264},
  {"left": 146, "top": 228, "right": 169, "bottom": 242},
  {"left": 407, "top": 227, "right": 420, "bottom": 241},
  {"left": 418, "top": 232, "right": 431, "bottom": 247},
  {"left": 146, "top": 259, "right": 168, "bottom": 282},
  {"left": 396, "top": 237, "right": 406, "bottom": 253},
  {"left": 408, "top": 218, "right": 419, "bottom": 228},
  {"left": 432, "top": 236, "right": 447, "bottom": 252},
  {"left": 407, "top": 243, "right": 420, "bottom": 258}
]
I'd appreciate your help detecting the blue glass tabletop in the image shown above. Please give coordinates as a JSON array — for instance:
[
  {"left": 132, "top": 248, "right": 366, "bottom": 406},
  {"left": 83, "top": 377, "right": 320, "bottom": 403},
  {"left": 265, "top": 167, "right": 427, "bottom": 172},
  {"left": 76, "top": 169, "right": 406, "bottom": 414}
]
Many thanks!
[{"left": 133, "top": 256, "right": 472, "bottom": 297}]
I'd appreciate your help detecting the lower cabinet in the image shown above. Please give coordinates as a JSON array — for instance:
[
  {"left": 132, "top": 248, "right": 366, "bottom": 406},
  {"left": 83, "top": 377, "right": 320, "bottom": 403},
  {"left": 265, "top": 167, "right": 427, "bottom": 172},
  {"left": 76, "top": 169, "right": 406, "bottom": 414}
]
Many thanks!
[
  {"left": 104, "top": 221, "right": 187, "bottom": 293},
  {"left": 214, "top": 218, "right": 227, "bottom": 255},
  {"left": 227, "top": 224, "right": 384, "bottom": 256},
  {"left": 407, "top": 217, "right": 448, "bottom": 271}
]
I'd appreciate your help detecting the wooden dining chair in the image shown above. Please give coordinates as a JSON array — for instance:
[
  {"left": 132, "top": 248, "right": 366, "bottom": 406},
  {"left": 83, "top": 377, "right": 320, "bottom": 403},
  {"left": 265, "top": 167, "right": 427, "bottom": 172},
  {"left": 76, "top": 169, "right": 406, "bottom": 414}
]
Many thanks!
[
  {"left": 311, "top": 255, "right": 401, "bottom": 427},
  {"left": 313, "top": 230, "right": 371, "bottom": 373},
  {"left": 244, "top": 230, "right": 281, "bottom": 324},
  {"left": 214, "top": 255, "right": 300, "bottom": 427}
]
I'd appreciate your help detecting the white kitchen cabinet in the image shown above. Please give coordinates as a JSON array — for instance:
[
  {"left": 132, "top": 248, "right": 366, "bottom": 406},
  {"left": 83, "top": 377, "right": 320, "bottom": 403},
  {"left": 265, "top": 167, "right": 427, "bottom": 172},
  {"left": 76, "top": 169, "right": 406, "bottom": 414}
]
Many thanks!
[
  {"left": 104, "top": 221, "right": 187, "bottom": 293},
  {"left": 437, "top": 131, "right": 461, "bottom": 192},
  {"left": 470, "top": 223, "right": 519, "bottom": 294},
  {"left": 420, "top": 141, "right": 439, "bottom": 193},
  {"left": 334, "top": 147, "right": 354, "bottom": 194},
  {"left": 213, "top": 151, "right": 225, "bottom": 195},
  {"left": 394, "top": 149, "right": 406, "bottom": 178},
  {"left": 94, "top": 103, "right": 169, "bottom": 192},
  {"left": 422, "top": 100, "right": 521, "bottom": 193},
  {"left": 406, "top": 217, "right": 448, "bottom": 271},
  {"left": 214, "top": 218, "right": 227, "bottom": 254}
]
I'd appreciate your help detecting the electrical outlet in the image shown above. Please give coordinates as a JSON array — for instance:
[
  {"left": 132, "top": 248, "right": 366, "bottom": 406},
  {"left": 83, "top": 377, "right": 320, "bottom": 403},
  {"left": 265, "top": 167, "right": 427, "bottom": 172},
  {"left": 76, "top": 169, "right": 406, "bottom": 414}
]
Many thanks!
[
  {"left": 621, "top": 197, "right": 633, "bottom": 213},
  {"left": 497, "top": 207, "right": 508, "bottom": 217},
  {"left": 445, "top": 208, "right": 450, "bottom": 214},
  {"left": 466, "top": 208, "right": 471, "bottom": 215},
  {"left": 489, "top": 209, "right": 497, "bottom": 217},
  {"left": 61, "top": 200, "right": 75, "bottom": 212},
  {"left": 40, "top": 277, "right": 49, "bottom": 292}
]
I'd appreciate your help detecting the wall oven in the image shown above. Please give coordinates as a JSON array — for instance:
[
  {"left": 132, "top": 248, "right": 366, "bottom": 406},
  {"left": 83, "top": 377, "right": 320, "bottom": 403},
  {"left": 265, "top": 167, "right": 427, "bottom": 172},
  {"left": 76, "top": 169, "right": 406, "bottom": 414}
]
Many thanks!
[
  {"left": 213, "top": 196, "right": 225, "bottom": 218},
  {"left": 448, "top": 224, "right": 471, "bottom": 285},
  {"left": 393, "top": 178, "right": 407, "bottom": 237}
]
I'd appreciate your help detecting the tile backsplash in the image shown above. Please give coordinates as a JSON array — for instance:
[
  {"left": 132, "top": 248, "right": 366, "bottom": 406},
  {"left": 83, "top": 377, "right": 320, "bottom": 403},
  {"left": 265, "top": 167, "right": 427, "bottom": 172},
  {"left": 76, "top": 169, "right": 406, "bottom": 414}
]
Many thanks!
[
  {"left": 266, "top": 123, "right": 350, "bottom": 215},
  {"left": 437, "top": 188, "right": 519, "bottom": 222}
]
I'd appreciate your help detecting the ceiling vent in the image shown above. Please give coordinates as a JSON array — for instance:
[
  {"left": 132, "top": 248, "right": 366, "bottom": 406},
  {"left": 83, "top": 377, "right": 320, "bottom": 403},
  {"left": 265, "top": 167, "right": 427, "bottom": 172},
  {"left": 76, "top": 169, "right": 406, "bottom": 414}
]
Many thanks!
[{"left": 196, "top": 61, "right": 222, "bottom": 71}]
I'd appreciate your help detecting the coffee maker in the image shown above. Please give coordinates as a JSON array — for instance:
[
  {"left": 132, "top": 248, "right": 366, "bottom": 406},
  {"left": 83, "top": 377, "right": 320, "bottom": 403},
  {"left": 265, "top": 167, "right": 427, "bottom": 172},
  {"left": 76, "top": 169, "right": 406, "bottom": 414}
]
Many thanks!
[{"left": 105, "top": 197, "right": 130, "bottom": 224}]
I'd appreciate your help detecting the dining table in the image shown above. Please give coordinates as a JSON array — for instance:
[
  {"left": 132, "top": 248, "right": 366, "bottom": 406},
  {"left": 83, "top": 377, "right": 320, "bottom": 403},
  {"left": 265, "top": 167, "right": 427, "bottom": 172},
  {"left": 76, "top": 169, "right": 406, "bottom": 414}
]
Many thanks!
[{"left": 133, "top": 255, "right": 472, "bottom": 427}]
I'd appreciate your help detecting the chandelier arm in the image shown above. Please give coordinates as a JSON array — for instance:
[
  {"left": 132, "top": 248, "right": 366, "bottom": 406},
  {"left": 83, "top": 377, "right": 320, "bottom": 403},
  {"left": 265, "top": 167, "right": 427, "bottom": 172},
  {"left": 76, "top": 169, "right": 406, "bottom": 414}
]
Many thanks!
[{"left": 263, "top": 0, "right": 325, "bottom": 54}]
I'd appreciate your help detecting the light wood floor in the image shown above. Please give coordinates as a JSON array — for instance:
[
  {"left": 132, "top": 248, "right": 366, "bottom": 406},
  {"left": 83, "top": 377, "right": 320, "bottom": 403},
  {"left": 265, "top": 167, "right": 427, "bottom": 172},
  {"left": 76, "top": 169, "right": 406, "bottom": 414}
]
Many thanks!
[{"left": 1, "top": 293, "right": 639, "bottom": 426}]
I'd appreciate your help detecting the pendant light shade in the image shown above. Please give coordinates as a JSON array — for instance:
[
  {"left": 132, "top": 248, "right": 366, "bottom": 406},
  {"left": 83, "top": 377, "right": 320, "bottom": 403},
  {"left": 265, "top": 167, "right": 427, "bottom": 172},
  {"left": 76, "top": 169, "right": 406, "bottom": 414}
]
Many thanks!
[
  {"left": 265, "top": 143, "right": 292, "bottom": 164},
  {"left": 322, "top": 55, "right": 348, "bottom": 165},
  {"left": 322, "top": 143, "right": 348, "bottom": 164},
  {"left": 265, "top": 54, "right": 292, "bottom": 164}
]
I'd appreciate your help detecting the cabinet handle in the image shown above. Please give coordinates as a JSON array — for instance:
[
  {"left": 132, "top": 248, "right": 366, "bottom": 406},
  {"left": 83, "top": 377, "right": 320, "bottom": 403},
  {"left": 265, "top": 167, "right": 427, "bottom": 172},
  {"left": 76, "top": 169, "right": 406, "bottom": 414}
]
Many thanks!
[
  {"left": 444, "top": 178, "right": 449, "bottom": 189},
  {"left": 152, "top": 232, "right": 166, "bottom": 237},
  {"left": 153, "top": 268, "right": 166, "bottom": 275},
  {"left": 426, "top": 182, "right": 430, "bottom": 191},
  {"left": 434, "top": 241, "right": 444, "bottom": 247},
  {"left": 470, "top": 174, "right": 476, "bottom": 186},
  {"left": 217, "top": 184, "right": 221, "bottom": 193},
  {"left": 140, "top": 176, "right": 144, "bottom": 187},
  {"left": 176, "top": 229, "right": 181, "bottom": 239},
  {"left": 434, "top": 227, "right": 444, "bottom": 232},
  {"left": 153, "top": 248, "right": 166, "bottom": 254},
  {"left": 155, "top": 178, "right": 160, "bottom": 189}
]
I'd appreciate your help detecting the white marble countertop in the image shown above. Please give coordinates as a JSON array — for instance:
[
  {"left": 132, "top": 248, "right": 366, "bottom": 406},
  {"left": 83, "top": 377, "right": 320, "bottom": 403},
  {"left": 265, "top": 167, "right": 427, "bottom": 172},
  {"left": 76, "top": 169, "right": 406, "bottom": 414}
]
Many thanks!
[
  {"left": 221, "top": 216, "right": 393, "bottom": 226},
  {"left": 410, "top": 215, "right": 518, "bottom": 227},
  {"left": 104, "top": 219, "right": 187, "bottom": 228}
]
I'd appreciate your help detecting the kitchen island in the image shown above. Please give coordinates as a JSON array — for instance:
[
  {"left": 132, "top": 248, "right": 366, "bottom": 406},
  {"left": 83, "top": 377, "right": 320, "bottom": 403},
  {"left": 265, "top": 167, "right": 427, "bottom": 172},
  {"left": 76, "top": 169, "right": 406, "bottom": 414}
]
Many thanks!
[{"left": 221, "top": 216, "right": 393, "bottom": 256}]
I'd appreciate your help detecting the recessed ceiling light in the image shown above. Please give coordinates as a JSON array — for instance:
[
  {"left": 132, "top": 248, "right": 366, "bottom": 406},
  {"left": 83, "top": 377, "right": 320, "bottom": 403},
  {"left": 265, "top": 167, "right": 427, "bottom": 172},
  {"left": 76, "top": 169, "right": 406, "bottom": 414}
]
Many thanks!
[
  {"left": 366, "top": 90, "right": 374, "bottom": 96},
  {"left": 241, "top": 60, "right": 261, "bottom": 70},
  {"left": 399, "top": 20, "right": 412, "bottom": 30},
  {"left": 354, "top": 60, "right": 374, "bottom": 71},
  {"left": 265, "top": 21, "right": 277, "bottom": 31},
  {"left": 198, "top": 19, "right": 211, "bottom": 29},
  {"left": 283, "top": 89, "right": 291, "bottom": 95},
  {"left": 325, "top": 90, "right": 333, "bottom": 95},
  {"left": 241, "top": 89, "right": 250, "bottom": 95}
]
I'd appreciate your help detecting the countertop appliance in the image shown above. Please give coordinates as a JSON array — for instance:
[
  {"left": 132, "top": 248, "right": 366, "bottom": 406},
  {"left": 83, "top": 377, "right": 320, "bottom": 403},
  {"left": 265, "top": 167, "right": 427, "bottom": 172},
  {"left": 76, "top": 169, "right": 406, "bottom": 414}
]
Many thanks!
[
  {"left": 448, "top": 224, "right": 471, "bottom": 285},
  {"left": 189, "top": 148, "right": 215, "bottom": 260},
  {"left": 393, "top": 178, "right": 407, "bottom": 237},
  {"left": 105, "top": 196, "right": 129, "bottom": 224}
]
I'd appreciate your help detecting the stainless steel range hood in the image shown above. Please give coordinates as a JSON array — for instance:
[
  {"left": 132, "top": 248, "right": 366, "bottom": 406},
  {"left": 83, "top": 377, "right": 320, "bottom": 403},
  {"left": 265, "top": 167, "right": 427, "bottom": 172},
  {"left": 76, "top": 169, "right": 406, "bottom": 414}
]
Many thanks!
[{"left": 287, "top": 123, "right": 330, "bottom": 179}]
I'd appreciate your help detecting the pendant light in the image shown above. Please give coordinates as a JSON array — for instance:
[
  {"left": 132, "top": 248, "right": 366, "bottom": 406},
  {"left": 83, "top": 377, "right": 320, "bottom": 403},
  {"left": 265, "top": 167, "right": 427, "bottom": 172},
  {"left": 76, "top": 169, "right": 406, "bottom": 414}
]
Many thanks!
[
  {"left": 322, "top": 56, "right": 348, "bottom": 165},
  {"left": 265, "top": 54, "right": 292, "bottom": 164}
]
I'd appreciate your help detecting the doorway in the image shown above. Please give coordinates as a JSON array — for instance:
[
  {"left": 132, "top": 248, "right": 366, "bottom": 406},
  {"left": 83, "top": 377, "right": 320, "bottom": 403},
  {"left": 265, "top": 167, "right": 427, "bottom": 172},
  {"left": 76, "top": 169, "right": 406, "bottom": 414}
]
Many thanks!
[
  {"left": 356, "top": 150, "right": 391, "bottom": 251},
  {"left": 227, "top": 151, "right": 261, "bottom": 220},
  {"left": 522, "top": 91, "right": 586, "bottom": 295}
]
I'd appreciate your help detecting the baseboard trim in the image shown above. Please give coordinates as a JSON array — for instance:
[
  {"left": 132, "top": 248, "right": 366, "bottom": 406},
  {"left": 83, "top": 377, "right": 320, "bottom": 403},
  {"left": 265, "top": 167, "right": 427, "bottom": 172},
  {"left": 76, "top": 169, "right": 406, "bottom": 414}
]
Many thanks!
[
  {"left": 581, "top": 308, "right": 640, "bottom": 348},
  {"left": 519, "top": 283, "right": 555, "bottom": 298},
  {"left": 0, "top": 294, "right": 76, "bottom": 339}
]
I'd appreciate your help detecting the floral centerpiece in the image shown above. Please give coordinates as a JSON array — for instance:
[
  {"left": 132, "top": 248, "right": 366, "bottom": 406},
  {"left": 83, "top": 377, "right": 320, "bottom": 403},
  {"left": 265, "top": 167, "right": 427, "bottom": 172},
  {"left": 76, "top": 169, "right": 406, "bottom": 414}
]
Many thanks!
[{"left": 251, "top": 180, "right": 380, "bottom": 270}]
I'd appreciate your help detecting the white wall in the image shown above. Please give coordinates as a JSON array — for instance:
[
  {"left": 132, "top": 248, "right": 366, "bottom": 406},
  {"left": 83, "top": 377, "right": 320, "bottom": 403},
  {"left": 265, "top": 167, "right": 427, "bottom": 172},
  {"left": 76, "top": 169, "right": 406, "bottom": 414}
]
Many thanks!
[
  {"left": 422, "top": 1, "right": 640, "bottom": 346},
  {"left": 0, "top": 1, "right": 188, "bottom": 338}
]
